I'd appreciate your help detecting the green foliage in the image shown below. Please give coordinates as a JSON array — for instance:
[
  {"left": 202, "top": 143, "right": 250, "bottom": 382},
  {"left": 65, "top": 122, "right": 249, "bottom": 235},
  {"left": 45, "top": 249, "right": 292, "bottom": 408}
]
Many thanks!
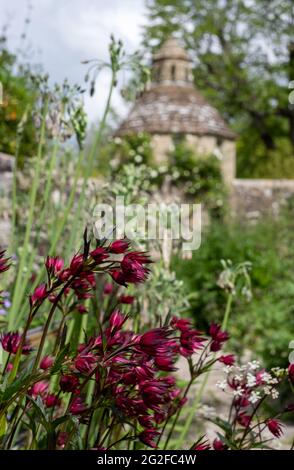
[
  {"left": 169, "top": 140, "right": 226, "bottom": 213},
  {"left": 143, "top": 0, "right": 294, "bottom": 178},
  {"left": 172, "top": 213, "right": 294, "bottom": 369},
  {"left": 112, "top": 136, "right": 226, "bottom": 214},
  {"left": 113, "top": 132, "right": 154, "bottom": 168},
  {"left": 0, "top": 36, "right": 38, "bottom": 158}
]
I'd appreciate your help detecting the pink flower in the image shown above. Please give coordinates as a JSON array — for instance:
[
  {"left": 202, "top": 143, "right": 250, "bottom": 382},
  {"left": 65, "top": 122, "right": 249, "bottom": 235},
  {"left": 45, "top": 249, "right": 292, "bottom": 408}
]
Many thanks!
[
  {"left": 209, "top": 323, "right": 229, "bottom": 351},
  {"left": 139, "top": 428, "right": 160, "bottom": 448},
  {"left": 103, "top": 283, "right": 113, "bottom": 295},
  {"left": 266, "top": 419, "right": 284, "bottom": 438},
  {"left": 75, "top": 353, "right": 97, "bottom": 374},
  {"left": 77, "top": 304, "right": 88, "bottom": 314},
  {"left": 108, "top": 239, "right": 130, "bottom": 254},
  {"left": 213, "top": 438, "right": 227, "bottom": 450},
  {"left": 29, "top": 381, "right": 49, "bottom": 398},
  {"left": 194, "top": 438, "right": 210, "bottom": 450},
  {"left": 40, "top": 355, "right": 54, "bottom": 370},
  {"left": 110, "top": 270, "right": 128, "bottom": 286},
  {"left": 119, "top": 295, "right": 134, "bottom": 305},
  {"left": 138, "top": 415, "right": 154, "bottom": 428},
  {"left": 138, "top": 328, "right": 171, "bottom": 356},
  {"left": 139, "top": 380, "right": 171, "bottom": 411},
  {"left": 31, "top": 283, "right": 47, "bottom": 305},
  {"left": 218, "top": 354, "right": 235, "bottom": 366},
  {"left": 109, "top": 310, "right": 126, "bottom": 332},
  {"left": 45, "top": 256, "right": 64, "bottom": 276},
  {"left": 237, "top": 412, "right": 251, "bottom": 427},
  {"left": 90, "top": 247, "right": 109, "bottom": 264},
  {"left": 179, "top": 329, "right": 204, "bottom": 357},
  {"left": 69, "top": 254, "right": 84, "bottom": 275},
  {"left": 57, "top": 431, "right": 69, "bottom": 449},
  {"left": 171, "top": 316, "right": 193, "bottom": 332},
  {"left": 154, "top": 354, "right": 177, "bottom": 372},
  {"left": 285, "top": 403, "right": 294, "bottom": 412},
  {"left": 6, "top": 363, "right": 13, "bottom": 373},
  {"left": 0, "top": 250, "right": 10, "bottom": 273},
  {"left": 112, "top": 252, "right": 152, "bottom": 285},
  {"left": 0, "top": 331, "right": 32, "bottom": 355},
  {"left": 44, "top": 393, "right": 61, "bottom": 408},
  {"left": 59, "top": 375, "right": 80, "bottom": 393},
  {"left": 69, "top": 396, "right": 87, "bottom": 415},
  {"left": 288, "top": 363, "right": 294, "bottom": 383}
]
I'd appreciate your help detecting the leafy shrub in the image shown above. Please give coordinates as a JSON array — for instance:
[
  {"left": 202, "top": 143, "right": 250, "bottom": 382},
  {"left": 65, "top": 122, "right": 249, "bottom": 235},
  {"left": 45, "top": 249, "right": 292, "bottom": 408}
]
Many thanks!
[
  {"left": 0, "top": 36, "right": 38, "bottom": 159},
  {"left": 172, "top": 214, "right": 294, "bottom": 369},
  {"left": 169, "top": 141, "right": 225, "bottom": 204}
]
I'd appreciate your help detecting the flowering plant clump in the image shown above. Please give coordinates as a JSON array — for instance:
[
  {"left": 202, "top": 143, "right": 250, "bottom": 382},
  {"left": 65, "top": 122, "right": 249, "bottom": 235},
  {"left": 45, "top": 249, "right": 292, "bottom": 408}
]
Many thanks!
[
  {"left": 211, "top": 361, "right": 294, "bottom": 449},
  {"left": 0, "top": 242, "right": 293, "bottom": 450}
]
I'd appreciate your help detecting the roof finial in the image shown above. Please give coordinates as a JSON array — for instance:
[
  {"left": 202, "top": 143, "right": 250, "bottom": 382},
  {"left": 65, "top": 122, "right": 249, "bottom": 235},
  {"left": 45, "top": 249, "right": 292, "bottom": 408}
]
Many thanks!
[{"left": 151, "top": 37, "right": 193, "bottom": 86}]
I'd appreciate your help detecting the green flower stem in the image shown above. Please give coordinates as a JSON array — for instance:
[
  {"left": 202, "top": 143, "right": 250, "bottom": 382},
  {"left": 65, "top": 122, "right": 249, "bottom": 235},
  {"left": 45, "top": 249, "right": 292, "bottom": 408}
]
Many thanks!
[
  {"left": 163, "top": 378, "right": 194, "bottom": 450},
  {"left": 10, "top": 134, "right": 21, "bottom": 253},
  {"left": 8, "top": 100, "right": 48, "bottom": 328},
  {"left": 222, "top": 292, "right": 233, "bottom": 331},
  {"left": 174, "top": 291, "right": 233, "bottom": 449},
  {"left": 34, "top": 139, "right": 60, "bottom": 246},
  {"left": 33, "top": 278, "right": 75, "bottom": 371},
  {"left": 64, "top": 71, "right": 115, "bottom": 260}
]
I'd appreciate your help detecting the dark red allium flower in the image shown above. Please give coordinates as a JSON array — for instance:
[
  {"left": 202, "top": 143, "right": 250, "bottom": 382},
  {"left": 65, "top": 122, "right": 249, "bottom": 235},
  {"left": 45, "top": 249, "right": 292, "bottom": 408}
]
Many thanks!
[
  {"left": 57, "top": 432, "right": 69, "bottom": 449},
  {"left": 45, "top": 256, "right": 64, "bottom": 276},
  {"left": 139, "top": 428, "right": 160, "bottom": 448},
  {"left": 69, "top": 396, "right": 87, "bottom": 415},
  {"left": 111, "top": 251, "right": 152, "bottom": 285},
  {"left": 29, "top": 381, "right": 49, "bottom": 398},
  {"left": 75, "top": 353, "right": 97, "bottom": 374},
  {"left": 213, "top": 438, "right": 227, "bottom": 450},
  {"left": 0, "top": 250, "right": 10, "bottom": 273},
  {"left": 266, "top": 419, "right": 284, "bottom": 438},
  {"left": 69, "top": 254, "right": 85, "bottom": 275},
  {"left": 209, "top": 323, "right": 229, "bottom": 352},
  {"left": 108, "top": 239, "right": 130, "bottom": 254},
  {"left": 103, "top": 283, "right": 113, "bottom": 295},
  {"left": 31, "top": 283, "right": 47, "bottom": 305},
  {"left": 90, "top": 247, "right": 109, "bottom": 264},
  {"left": 40, "top": 355, "right": 54, "bottom": 370},
  {"left": 119, "top": 295, "right": 134, "bottom": 304},
  {"left": 194, "top": 438, "right": 210, "bottom": 450},
  {"left": 288, "top": 363, "right": 294, "bottom": 383},
  {"left": 237, "top": 412, "right": 251, "bottom": 427},
  {"left": 218, "top": 354, "right": 235, "bottom": 366},
  {"left": 138, "top": 328, "right": 172, "bottom": 356},
  {"left": 59, "top": 374, "right": 80, "bottom": 393},
  {"left": 44, "top": 393, "right": 61, "bottom": 408},
  {"left": 0, "top": 331, "right": 32, "bottom": 355}
]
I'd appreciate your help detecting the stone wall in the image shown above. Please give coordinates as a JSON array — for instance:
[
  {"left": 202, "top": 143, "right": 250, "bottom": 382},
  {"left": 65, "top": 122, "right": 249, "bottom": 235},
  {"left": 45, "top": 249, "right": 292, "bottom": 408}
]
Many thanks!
[{"left": 232, "top": 179, "right": 294, "bottom": 219}]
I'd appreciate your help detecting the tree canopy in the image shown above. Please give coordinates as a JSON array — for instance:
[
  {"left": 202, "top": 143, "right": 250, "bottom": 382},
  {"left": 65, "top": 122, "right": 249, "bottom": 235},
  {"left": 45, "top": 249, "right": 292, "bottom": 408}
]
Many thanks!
[{"left": 143, "top": 0, "right": 294, "bottom": 177}]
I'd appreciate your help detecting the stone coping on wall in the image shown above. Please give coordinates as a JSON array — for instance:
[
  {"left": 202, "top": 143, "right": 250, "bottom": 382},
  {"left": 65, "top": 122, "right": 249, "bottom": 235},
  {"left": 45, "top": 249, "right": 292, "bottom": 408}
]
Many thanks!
[{"left": 234, "top": 178, "right": 294, "bottom": 188}]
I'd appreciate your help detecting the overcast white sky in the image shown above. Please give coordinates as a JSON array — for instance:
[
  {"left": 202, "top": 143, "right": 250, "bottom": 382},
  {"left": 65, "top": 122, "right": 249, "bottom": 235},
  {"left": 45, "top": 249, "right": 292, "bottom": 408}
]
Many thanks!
[{"left": 0, "top": 0, "right": 147, "bottom": 123}]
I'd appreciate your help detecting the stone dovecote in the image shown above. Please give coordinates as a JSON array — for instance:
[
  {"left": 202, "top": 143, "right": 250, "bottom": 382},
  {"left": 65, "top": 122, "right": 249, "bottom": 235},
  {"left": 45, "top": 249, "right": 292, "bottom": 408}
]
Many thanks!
[{"left": 116, "top": 38, "right": 236, "bottom": 186}]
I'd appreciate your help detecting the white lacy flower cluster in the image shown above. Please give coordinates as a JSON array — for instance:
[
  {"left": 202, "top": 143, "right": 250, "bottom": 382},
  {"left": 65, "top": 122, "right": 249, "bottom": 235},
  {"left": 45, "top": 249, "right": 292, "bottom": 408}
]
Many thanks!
[{"left": 216, "top": 360, "right": 281, "bottom": 403}]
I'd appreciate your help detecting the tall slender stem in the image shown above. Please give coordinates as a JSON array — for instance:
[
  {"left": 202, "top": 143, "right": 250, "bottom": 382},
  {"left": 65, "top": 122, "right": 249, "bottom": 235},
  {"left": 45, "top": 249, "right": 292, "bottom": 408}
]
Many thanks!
[
  {"left": 175, "top": 292, "right": 233, "bottom": 449},
  {"left": 9, "top": 99, "right": 48, "bottom": 328}
]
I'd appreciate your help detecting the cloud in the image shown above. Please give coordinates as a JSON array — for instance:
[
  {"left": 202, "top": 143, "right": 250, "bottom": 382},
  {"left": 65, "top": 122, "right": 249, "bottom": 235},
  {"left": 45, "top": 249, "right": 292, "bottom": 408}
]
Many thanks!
[{"left": 0, "top": 0, "right": 146, "bottom": 122}]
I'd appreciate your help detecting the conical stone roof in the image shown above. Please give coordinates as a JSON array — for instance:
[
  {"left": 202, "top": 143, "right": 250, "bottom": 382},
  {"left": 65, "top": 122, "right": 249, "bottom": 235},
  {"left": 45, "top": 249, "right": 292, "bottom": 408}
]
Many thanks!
[{"left": 116, "top": 39, "right": 235, "bottom": 140}]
